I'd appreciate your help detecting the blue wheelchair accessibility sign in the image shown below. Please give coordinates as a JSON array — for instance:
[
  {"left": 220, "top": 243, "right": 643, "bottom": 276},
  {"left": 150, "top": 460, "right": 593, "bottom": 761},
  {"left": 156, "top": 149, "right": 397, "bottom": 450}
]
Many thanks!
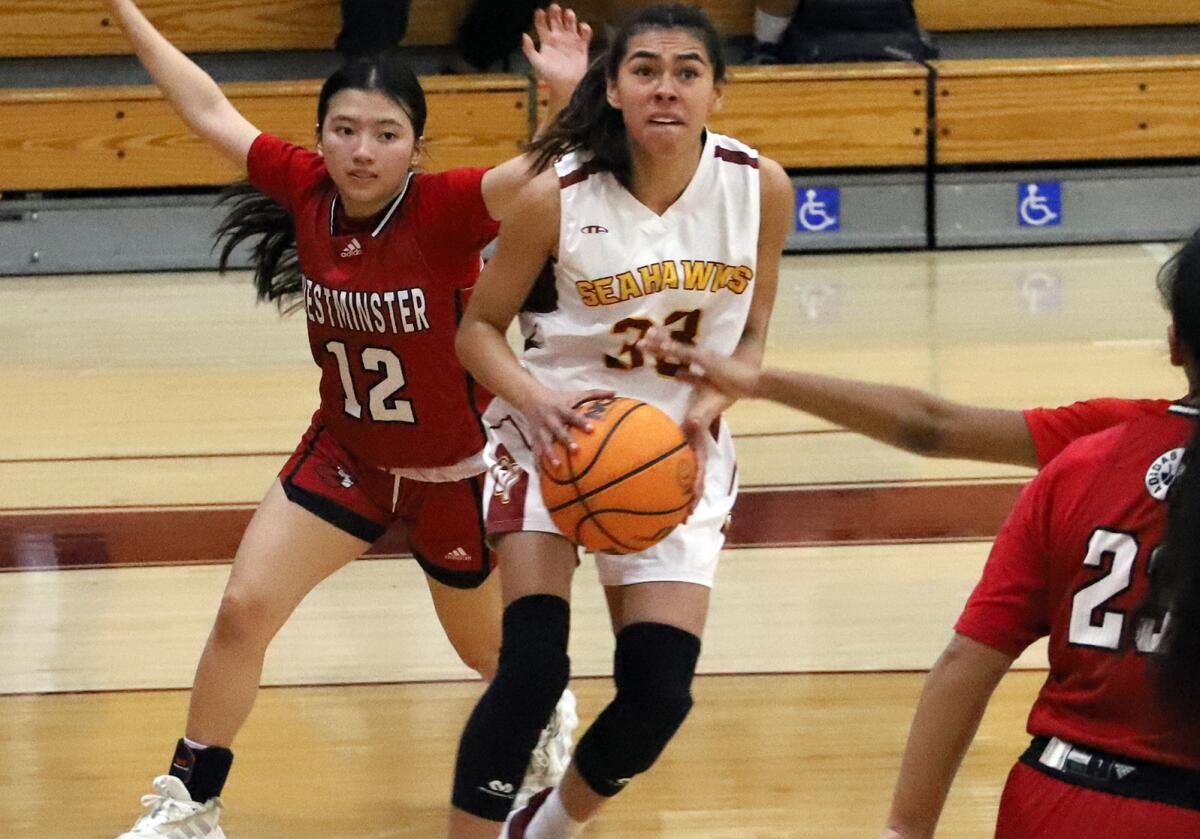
[
  {"left": 795, "top": 187, "right": 840, "bottom": 233},
  {"left": 1018, "top": 182, "right": 1062, "bottom": 227}
]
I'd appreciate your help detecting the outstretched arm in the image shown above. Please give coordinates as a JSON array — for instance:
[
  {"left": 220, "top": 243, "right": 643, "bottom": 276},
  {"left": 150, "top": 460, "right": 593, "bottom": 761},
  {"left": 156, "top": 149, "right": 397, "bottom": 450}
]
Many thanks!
[
  {"left": 110, "top": 0, "right": 259, "bottom": 168},
  {"left": 639, "top": 331, "right": 1039, "bottom": 467},
  {"left": 878, "top": 634, "right": 1013, "bottom": 839},
  {"left": 481, "top": 4, "right": 592, "bottom": 221}
]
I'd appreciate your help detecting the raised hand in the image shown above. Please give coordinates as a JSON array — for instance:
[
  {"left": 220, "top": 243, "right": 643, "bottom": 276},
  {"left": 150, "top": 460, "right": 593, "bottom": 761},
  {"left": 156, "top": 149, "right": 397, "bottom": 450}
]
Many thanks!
[{"left": 522, "top": 4, "right": 593, "bottom": 103}]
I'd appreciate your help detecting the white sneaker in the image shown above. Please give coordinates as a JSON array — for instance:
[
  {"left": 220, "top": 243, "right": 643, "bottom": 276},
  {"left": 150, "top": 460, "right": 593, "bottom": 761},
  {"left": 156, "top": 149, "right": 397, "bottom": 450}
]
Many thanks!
[
  {"left": 515, "top": 688, "right": 579, "bottom": 809},
  {"left": 116, "top": 775, "right": 227, "bottom": 838}
]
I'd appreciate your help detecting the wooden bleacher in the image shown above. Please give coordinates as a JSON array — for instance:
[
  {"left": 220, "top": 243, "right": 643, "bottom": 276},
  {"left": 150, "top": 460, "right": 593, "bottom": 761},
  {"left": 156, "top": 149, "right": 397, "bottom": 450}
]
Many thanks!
[
  {"left": 0, "top": 75, "right": 528, "bottom": 191},
  {"left": 713, "top": 64, "right": 928, "bottom": 169},
  {"left": 0, "top": 63, "right": 931, "bottom": 192},
  {"left": 8, "top": 53, "right": 1200, "bottom": 192},
  {"left": 934, "top": 56, "right": 1200, "bottom": 164},
  {"left": 915, "top": 0, "right": 1200, "bottom": 32},
  {"left": 0, "top": 0, "right": 470, "bottom": 58},
  {"left": 11, "top": 0, "right": 1199, "bottom": 60},
  {"left": 697, "top": 0, "right": 1200, "bottom": 35}
]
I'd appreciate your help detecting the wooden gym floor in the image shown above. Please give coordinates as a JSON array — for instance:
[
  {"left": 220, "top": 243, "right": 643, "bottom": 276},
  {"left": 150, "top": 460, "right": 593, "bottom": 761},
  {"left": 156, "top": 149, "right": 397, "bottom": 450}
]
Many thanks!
[{"left": 0, "top": 242, "right": 1183, "bottom": 836}]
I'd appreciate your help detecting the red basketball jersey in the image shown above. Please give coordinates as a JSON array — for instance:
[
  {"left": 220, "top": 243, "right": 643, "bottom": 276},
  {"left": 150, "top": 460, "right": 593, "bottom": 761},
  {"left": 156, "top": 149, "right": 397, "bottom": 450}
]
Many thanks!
[
  {"left": 957, "top": 404, "right": 1200, "bottom": 769},
  {"left": 1024, "top": 398, "right": 1172, "bottom": 467},
  {"left": 247, "top": 133, "right": 499, "bottom": 469}
]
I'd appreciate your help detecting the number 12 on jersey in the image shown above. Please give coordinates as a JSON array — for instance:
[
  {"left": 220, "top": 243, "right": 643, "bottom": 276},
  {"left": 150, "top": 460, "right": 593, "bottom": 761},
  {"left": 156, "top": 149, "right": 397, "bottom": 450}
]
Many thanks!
[{"left": 325, "top": 340, "right": 416, "bottom": 423}]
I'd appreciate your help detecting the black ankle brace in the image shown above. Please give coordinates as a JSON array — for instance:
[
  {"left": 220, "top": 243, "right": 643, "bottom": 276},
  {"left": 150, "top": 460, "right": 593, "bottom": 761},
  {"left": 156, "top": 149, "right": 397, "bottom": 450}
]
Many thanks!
[{"left": 169, "top": 738, "right": 234, "bottom": 803}]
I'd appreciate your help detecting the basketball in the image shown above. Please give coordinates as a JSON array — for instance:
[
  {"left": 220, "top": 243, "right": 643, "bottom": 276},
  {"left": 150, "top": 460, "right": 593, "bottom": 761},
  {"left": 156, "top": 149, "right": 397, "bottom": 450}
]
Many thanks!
[{"left": 539, "top": 397, "right": 698, "bottom": 554}]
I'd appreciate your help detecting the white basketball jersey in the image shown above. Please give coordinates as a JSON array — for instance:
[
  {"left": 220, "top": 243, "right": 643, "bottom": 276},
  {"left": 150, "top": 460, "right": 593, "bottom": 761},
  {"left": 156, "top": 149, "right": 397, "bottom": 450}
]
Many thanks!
[{"left": 519, "top": 130, "right": 761, "bottom": 424}]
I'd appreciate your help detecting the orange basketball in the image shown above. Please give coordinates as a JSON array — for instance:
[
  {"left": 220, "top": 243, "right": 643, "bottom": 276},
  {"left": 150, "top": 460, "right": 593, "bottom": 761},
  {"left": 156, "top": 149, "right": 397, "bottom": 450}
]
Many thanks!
[{"left": 539, "top": 397, "right": 697, "bottom": 554}]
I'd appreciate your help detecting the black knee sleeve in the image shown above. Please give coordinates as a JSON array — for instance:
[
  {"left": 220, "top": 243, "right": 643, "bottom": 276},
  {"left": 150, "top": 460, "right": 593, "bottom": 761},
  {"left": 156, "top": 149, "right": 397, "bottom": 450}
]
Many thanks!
[
  {"left": 573, "top": 622, "right": 701, "bottom": 797},
  {"left": 451, "top": 594, "right": 570, "bottom": 820}
]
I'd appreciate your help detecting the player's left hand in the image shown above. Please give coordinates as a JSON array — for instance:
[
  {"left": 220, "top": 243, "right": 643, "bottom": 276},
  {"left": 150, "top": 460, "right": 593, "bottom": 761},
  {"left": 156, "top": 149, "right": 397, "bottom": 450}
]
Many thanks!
[{"left": 522, "top": 4, "right": 593, "bottom": 102}]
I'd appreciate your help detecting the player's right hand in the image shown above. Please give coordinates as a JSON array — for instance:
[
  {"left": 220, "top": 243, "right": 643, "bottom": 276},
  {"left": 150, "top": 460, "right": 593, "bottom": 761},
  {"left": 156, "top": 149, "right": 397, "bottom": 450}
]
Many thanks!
[
  {"left": 639, "top": 327, "right": 761, "bottom": 400},
  {"left": 518, "top": 385, "right": 615, "bottom": 467}
]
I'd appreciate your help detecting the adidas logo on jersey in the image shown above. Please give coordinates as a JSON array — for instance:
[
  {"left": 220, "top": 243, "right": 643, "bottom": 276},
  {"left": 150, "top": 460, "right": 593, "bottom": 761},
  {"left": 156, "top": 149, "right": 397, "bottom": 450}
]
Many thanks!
[
  {"left": 444, "top": 546, "right": 472, "bottom": 563},
  {"left": 1145, "top": 447, "right": 1185, "bottom": 501},
  {"left": 340, "top": 237, "right": 363, "bottom": 258}
]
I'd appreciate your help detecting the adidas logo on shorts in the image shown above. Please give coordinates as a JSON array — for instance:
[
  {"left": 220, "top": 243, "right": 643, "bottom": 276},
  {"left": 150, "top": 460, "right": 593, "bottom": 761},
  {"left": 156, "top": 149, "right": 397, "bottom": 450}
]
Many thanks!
[
  {"left": 444, "top": 546, "right": 471, "bottom": 563},
  {"left": 340, "top": 237, "right": 363, "bottom": 258}
]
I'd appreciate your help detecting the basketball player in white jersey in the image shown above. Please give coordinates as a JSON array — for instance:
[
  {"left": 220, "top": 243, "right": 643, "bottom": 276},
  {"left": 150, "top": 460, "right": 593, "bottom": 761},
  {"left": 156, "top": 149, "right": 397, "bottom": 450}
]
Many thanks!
[{"left": 448, "top": 6, "right": 793, "bottom": 837}]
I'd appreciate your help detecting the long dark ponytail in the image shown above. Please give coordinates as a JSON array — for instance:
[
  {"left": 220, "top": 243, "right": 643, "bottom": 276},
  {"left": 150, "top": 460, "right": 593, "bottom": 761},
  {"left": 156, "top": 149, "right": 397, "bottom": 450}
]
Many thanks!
[
  {"left": 1144, "top": 228, "right": 1200, "bottom": 725},
  {"left": 526, "top": 3, "right": 726, "bottom": 187},
  {"left": 216, "top": 49, "right": 427, "bottom": 312}
]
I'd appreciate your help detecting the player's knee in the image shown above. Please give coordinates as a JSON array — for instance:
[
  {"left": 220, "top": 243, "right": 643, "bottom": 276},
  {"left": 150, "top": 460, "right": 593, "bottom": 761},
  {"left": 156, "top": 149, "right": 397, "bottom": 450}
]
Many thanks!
[
  {"left": 611, "top": 622, "right": 700, "bottom": 716},
  {"left": 493, "top": 594, "right": 571, "bottom": 715},
  {"left": 573, "top": 622, "right": 701, "bottom": 796},
  {"left": 211, "top": 587, "right": 284, "bottom": 650}
]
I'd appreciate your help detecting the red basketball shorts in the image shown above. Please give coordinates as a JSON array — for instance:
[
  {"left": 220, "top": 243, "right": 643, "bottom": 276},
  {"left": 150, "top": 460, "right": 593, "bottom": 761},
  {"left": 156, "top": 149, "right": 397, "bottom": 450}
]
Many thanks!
[
  {"left": 278, "top": 415, "right": 495, "bottom": 589},
  {"left": 995, "top": 760, "right": 1200, "bottom": 839}
]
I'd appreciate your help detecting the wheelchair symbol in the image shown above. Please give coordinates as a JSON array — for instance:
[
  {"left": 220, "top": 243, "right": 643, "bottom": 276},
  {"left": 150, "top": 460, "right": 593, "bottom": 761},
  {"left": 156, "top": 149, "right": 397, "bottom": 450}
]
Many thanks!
[
  {"left": 1018, "top": 183, "right": 1061, "bottom": 227},
  {"left": 796, "top": 188, "right": 840, "bottom": 233}
]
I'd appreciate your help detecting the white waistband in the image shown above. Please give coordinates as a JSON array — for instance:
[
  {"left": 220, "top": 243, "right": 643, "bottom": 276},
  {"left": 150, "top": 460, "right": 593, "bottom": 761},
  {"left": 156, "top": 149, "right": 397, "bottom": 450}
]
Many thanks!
[{"left": 383, "top": 450, "right": 486, "bottom": 484}]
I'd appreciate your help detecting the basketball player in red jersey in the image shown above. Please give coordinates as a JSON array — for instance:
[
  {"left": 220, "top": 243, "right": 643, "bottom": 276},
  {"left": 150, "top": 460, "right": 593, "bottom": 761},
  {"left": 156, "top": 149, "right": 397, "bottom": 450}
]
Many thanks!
[
  {"left": 107, "top": 1, "right": 589, "bottom": 836},
  {"left": 872, "top": 232, "right": 1200, "bottom": 837},
  {"left": 648, "top": 237, "right": 1200, "bottom": 835}
]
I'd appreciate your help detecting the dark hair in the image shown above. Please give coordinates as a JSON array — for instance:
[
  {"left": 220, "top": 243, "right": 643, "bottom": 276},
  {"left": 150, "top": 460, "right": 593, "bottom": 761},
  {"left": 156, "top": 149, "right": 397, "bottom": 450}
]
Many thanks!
[
  {"left": 526, "top": 3, "right": 726, "bottom": 187},
  {"left": 1143, "top": 227, "right": 1200, "bottom": 724},
  {"left": 216, "top": 50, "right": 426, "bottom": 310}
]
